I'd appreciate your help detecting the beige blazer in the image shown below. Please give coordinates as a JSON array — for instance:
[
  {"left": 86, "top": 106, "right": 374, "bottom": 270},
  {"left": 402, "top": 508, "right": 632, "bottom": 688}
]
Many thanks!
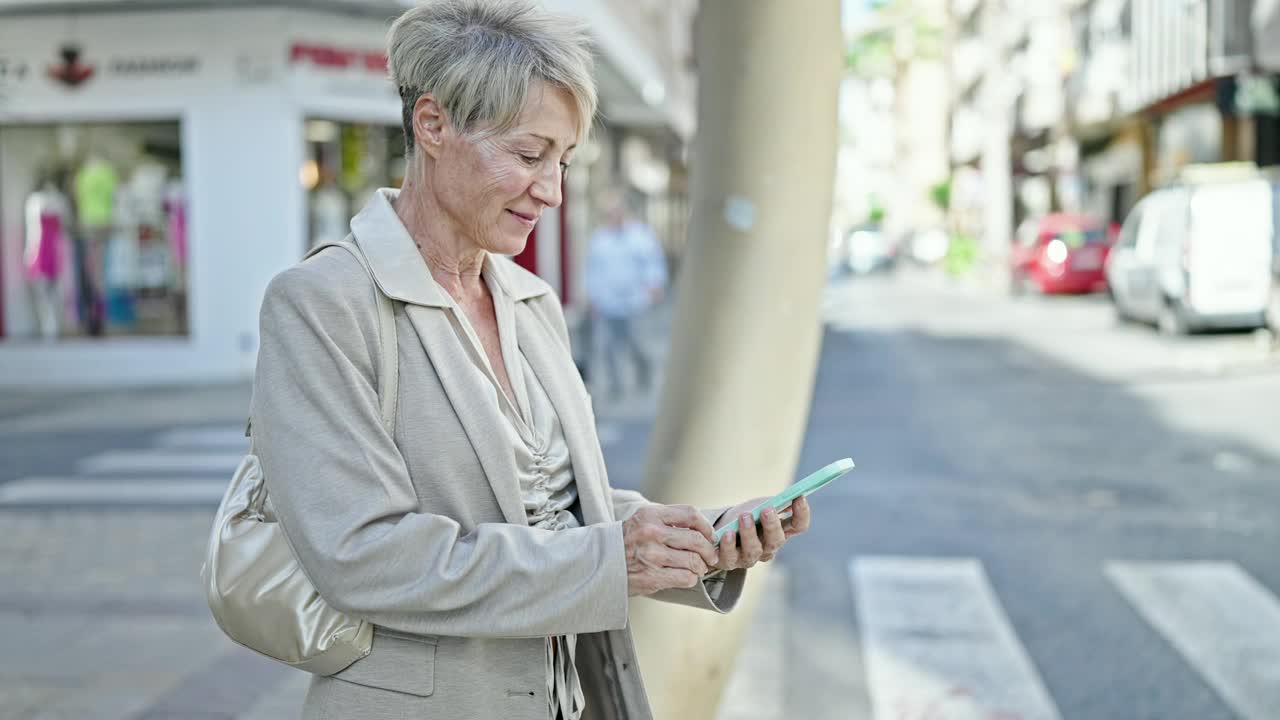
[{"left": 251, "top": 189, "right": 745, "bottom": 720}]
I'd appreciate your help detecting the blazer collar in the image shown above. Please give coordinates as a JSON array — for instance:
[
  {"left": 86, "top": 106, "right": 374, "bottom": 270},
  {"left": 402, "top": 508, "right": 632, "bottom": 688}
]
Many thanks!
[{"left": 351, "top": 188, "right": 551, "bottom": 307}]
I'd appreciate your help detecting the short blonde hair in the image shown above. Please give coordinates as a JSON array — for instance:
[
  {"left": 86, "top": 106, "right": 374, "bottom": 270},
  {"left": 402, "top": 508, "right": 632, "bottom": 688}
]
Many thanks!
[{"left": 388, "top": 0, "right": 597, "bottom": 153}]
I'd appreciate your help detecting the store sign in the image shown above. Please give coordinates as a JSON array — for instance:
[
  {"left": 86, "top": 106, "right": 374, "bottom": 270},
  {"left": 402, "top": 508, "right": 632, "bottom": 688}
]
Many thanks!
[
  {"left": 110, "top": 56, "right": 200, "bottom": 77},
  {"left": 48, "top": 45, "right": 95, "bottom": 88},
  {"left": 289, "top": 42, "right": 387, "bottom": 73},
  {"left": 0, "top": 57, "right": 31, "bottom": 82},
  {"left": 0, "top": 56, "right": 30, "bottom": 107},
  {"left": 1235, "top": 74, "right": 1280, "bottom": 116},
  {"left": 288, "top": 41, "right": 396, "bottom": 102},
  {"left": 41, "top": 44, "right": 200, "bottom": 90}
]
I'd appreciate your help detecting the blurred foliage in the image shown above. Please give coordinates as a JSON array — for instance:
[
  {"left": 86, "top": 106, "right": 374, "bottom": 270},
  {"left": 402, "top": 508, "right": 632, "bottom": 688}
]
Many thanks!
[
  {"left": 847, "top": 29, "right": 895, "bottom": 77},
  {"left": 846, "top": 0, "right": 947, "bottom": 78},
  {"left": 944, "top": 232, "right": 978, "bottom": 277},
  {"left": 867, "top": 195, "right": 887, "bottom": 224},
  {"left": 929, "top": 178, "right": 952, "bottom": 212}
]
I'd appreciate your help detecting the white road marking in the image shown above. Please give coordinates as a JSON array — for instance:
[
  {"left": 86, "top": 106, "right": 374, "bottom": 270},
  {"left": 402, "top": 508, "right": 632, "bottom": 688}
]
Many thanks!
[
  {"left": 716, "top": 567, "right": 786, "bottom": 720},
  {"left": 78, "top": 450, "right": 243, "bottom": 475},
  {"left": 0, "top": 477, "right": 228, "bottom": 505},
  {"left": 155, "top": 426, "right": 248, "bottom": 449},
  {"left": 852, "top": 556, "right": 1061, "bottom": 720},
  {"left": 1107, "top": 561, "right": 1280, "bottom": 720},
  {"left": 1211, "top": 451, "right": 1255, "bottom": 474}
]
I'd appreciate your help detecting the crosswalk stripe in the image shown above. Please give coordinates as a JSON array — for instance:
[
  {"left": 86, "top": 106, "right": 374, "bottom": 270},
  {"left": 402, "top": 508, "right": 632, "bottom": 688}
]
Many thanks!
[
  {"left": 852, "top": 556, "right": 1061, "bottom": 720},
  {"left": 715, "top": 566, "right": 786, "bottom": 720},
  {"left": 155, "top": 426, "right": 248, "bottom": 449},
  {"left": 1107, "top": 561, "right": 1280, "bottom": 720},
  {"left": 79, "top": 450, "right": 243, "bottom": 475},
  {"left": 0, "top": 477, "right": 228, "bottom": 505}
]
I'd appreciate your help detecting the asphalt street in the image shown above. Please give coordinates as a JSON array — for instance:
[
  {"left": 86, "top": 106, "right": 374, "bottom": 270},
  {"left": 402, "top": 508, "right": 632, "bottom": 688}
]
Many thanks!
[
  {"left": 1, "top": 269, "right": 1278, "bottom": 719},
  {"left": 776, "top": 270, "right": 1280, "bottom": 720}
]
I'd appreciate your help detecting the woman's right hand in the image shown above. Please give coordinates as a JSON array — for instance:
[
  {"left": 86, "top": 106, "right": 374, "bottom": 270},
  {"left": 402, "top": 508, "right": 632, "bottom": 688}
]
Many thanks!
[{"left": 623, "top": 505, "right": 719, "bottom": 596}]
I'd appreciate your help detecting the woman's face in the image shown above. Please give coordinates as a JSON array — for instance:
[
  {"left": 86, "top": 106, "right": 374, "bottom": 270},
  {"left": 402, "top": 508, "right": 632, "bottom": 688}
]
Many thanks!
[{"left": 433, "top": 81, "right": 579, "bottom": 256}]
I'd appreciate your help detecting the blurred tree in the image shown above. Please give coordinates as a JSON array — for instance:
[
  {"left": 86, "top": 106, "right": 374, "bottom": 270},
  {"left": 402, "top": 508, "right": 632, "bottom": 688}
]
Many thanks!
[
  {"left": 945, "top": 232, "right": 979, "bottom": 277},
  {"left": 628, "top": 1, "right": 842, "bottom": 717},
  {"left": 847, "top": 28, "right": 895, "bottom": 77},
  {"left": 930, "top": 177, "right": 952, "bottom": 212},
  {"left": 868, "top": 194, "right": 887, "bottom": 224},
  {"left": 846, "top": 0, "right": 946, "bottom": 77}
]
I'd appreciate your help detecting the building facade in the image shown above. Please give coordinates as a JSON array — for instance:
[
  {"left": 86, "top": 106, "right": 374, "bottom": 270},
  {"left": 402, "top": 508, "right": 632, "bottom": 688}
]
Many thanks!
[
  {"left": 0, "top": 0, "right": 696, "bottom": 387},
  {"left": 940, "top": 0, "right": 1279, "bottom": 286},
  {"left": 1070, "top": 0, "right": 1280, "bottom": 225}
]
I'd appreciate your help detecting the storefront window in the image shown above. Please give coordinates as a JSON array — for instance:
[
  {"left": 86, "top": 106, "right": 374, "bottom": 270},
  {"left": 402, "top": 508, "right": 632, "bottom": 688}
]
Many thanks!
[
  {"left": 0, "top": 121, "right": 186, "bottom": 339},
  {"left": 301, "top": 120, "right": 405, "bottom": 252}
]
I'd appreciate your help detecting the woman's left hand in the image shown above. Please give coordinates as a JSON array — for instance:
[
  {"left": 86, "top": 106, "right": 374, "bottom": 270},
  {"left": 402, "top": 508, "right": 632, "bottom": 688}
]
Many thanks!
[{"left": 712, "top": 496, "right": 811, "bottom": 571}]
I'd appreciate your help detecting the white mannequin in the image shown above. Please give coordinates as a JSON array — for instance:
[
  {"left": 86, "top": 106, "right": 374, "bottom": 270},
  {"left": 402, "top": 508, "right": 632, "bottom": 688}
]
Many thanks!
[
  {"left": 105, "top": 187, "right": 139, "bottom": 293},
  {"left": 75, "top": 152, "right": 118, "bottom": 335},
  {"left": 128, "top": 159, "right": 168, "bottom": 228},
  {"left": 24, "top": 181, "right": 71, "bottom": 341}
]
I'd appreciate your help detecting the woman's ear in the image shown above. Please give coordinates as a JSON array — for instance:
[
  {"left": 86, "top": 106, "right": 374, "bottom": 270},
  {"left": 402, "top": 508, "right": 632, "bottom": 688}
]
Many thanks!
[{"left": 413, "top": 93, "right": 449, "bottom": 160}]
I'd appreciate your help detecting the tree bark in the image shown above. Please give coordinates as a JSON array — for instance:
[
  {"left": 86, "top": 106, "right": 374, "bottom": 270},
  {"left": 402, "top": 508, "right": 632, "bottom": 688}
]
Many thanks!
[{"left": 629, "top": 1, "right": 842, "bottom": 716}]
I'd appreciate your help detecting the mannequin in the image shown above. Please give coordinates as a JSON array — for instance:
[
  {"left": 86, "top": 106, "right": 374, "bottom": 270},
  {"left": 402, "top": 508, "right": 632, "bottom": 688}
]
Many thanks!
[
  {"left": 74, "top": 152, "right": 118, "bottom": 335},
  {"left": 24, "top": 178, "right": 71, "bottom": 341},
  {"left": 128, "top": 158, "right": 167, "bottom": 228},
  {"left": 104, "top": 173, "right": 139, "bottom": 327}
]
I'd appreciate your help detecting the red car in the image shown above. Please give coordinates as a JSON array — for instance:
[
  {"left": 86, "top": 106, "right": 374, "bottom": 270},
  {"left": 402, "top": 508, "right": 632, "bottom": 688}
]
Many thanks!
[{"left": 1011, "top": 214, "right": 1112, "bottom": 295}]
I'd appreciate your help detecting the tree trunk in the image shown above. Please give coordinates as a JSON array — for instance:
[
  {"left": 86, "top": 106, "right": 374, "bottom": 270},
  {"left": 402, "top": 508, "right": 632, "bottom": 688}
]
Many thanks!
[{"left": 629, "top": 1, "right": 842, "bottom": 716}]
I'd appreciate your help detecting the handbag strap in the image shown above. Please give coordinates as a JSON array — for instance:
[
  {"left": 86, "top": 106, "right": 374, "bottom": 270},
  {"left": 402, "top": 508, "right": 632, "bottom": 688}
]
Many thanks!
[
  {"left": 307, "top": 236, "right": 400, "bottom": 432},
  {"left": 246, "top": 235, "right": 399, "bottom": 437}
]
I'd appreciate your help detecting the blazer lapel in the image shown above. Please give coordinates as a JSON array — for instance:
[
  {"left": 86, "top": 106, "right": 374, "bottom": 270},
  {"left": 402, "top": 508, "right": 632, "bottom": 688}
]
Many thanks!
[
  {"left": 515, "top": 303, "right": 614, "bottom": 526},
  {"left": 403, "top": 304, "right": 528, "bottom": 527},
  {"left": 348, "top": 189, "right": 530, "bottom": 526}
]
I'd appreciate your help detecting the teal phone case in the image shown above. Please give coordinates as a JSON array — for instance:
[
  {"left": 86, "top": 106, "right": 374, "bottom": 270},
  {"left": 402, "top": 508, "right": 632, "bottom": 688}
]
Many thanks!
[{"left": 713, "top": 458, "right": 855, "bottom": 543}]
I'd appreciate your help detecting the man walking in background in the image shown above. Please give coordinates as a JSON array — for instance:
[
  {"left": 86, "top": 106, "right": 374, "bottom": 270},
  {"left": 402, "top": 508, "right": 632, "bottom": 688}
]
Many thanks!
[{"left": 585, "top": 190, "right": 668, "bottom": 402}]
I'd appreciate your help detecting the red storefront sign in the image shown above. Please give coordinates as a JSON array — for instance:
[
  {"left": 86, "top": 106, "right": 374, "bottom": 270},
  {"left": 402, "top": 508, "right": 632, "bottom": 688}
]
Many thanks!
[{"left": 289, "top": 43, "right": 387, "bottom": 73}]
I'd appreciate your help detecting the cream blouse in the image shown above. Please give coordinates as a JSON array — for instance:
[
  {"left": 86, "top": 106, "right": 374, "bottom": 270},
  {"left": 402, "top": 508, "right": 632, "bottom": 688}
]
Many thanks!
[{"left": 441, "top": 259, "right": 585, "bottom": 720}]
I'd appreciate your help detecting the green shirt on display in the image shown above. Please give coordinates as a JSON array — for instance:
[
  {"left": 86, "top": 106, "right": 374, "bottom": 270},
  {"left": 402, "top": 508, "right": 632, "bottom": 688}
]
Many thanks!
[{"left": 75, "top": 160, "right": 118, "bottom": 228}]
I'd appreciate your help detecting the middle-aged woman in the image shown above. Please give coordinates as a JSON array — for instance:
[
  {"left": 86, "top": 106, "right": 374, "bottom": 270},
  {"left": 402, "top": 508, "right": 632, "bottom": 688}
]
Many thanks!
[{"left": 251, "top": 1, "right": 812, "bottom": 718}]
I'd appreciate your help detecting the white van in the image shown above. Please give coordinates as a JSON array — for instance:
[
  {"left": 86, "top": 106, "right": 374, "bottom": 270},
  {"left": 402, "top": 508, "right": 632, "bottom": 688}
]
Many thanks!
[{"left": 1106, "top": 175, "right": 1275, "bottom": 335}]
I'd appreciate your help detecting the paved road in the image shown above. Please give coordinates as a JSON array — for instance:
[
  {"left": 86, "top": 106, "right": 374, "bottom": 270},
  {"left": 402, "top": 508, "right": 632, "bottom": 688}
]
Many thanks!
[
  {"left": 2, "top": 271, "right": 1279, "bottom": 719},
  {"left": 745, "top": 271, "right": 1280, "bottom": 720}
]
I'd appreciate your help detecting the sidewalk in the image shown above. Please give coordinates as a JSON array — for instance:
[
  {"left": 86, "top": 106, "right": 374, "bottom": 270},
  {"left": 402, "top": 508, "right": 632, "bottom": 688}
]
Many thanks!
[
  {"left": 573, "top": 298, "right": 674, "bottom": 422},
  {"left": 0, "top": 300, "right": 692, "bottom": 720},
  {"left": 1, "top": 293, "right": 786, "bottom": 719},
  {"left": 887, "top": 264, "right": 1280, "bottom": 380},
  {"left": 0, "top": 382, "right": 252, "bottom": 434},
  {"left": 0, "top": 299, "right": 674, "bottom": 434}
]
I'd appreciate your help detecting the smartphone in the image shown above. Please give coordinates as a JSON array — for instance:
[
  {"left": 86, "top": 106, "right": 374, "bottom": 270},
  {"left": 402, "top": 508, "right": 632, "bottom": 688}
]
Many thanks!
[{"left": 713, "top": 457, "right": 855, "bottom": 543}]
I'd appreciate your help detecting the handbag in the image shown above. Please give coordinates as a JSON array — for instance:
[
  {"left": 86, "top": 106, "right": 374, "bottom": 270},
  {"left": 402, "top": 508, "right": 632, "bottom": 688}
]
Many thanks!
[{"left": 201, "top": 237, "right": 399, "bottom": 675}]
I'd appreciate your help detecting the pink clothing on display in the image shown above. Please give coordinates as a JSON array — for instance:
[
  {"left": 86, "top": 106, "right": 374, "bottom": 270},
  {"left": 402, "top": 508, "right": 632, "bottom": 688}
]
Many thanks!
[
  {"left": 25, "top": 212, "right": 66, "bottom": 281},
  {"left": 165, "top": 188, "right": 187, "bottom": 268}
]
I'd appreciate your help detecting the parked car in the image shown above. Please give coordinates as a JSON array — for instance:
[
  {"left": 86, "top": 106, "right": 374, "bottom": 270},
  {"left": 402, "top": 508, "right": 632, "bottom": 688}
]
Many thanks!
[
  {"left": 1011, "top": 213, "right": 1111, "bottom": 295},
  {"left": 1106, "top": 174, "right": 1274, "bottom": 335}
]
